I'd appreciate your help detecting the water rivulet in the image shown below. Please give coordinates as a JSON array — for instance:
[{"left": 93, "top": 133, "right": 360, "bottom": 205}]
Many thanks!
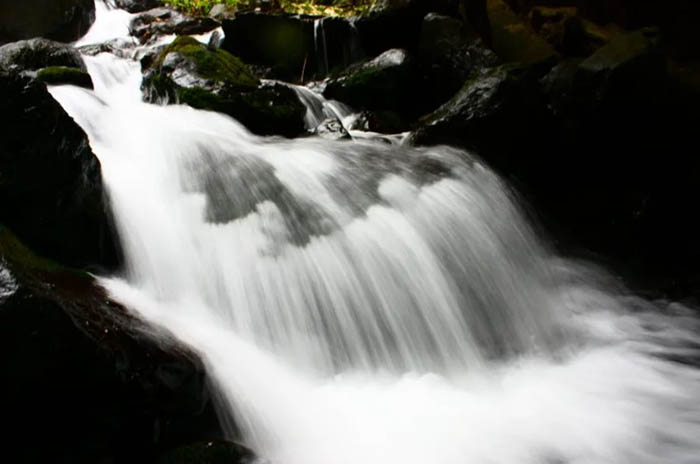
[{"left": 50, "top": 3, "right": 700, "bottom": 463}]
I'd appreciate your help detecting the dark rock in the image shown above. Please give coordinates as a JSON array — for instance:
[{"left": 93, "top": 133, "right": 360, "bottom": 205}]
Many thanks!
[
  {"left": 0, "top": 41, "right": 120, "bottom": 271},
  {"left": 0, "top": 38, "right": 86, "bottom": 71},
  {"left": 528, "top": 6, "right": 620, "bottom": 57},
  {"left": 130, "top": 8, "right": 220, "bottom": 45},
  {"left": 0, "top": 0, "right": 95, "bottom": 44},
  {"left": 113, "top": 0, "right": 162, "bottom": 13},
  {"left": 486, "top": 0, "right": 558, "bottom": 64},
  {"left": 0, "top": 227, "right": 224, "bottom": 464},
  {"left": 79, "top": 38, "right": 137, "bottom": 58},
  {"left": 315, "top": 118, "right": 351, "bottom": 140},
  {"left": 324, "top": 49, "right": 418, "bottom": 114},
  {"left": 353, "top": 0, "right": 460, "bottom": 58},
  {"left": 412, "top": 64, "right": 550, "bottom": 159},
  {"left": 159, "top": 440, "right": 259, "bottom": 464},
  {"left": 142, "top": 36, "right": 306, "bottom": 137},
  {"left": 417, "top": 13, "right": 501, "bottom": 112}
]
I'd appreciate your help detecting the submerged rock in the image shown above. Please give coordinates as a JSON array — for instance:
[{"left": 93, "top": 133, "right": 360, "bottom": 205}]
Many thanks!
[
  {"left": 143, "top": 36, "right": 306, "bottom": 137},
  {"left": 0, "top": 228, "right": 223, "bottom": 463},
  {"left": 0, "top": 0, "right": 95, "bottom": 44},
  {"left": 0, "top": 40, "right": 119, "bottom": 270}
]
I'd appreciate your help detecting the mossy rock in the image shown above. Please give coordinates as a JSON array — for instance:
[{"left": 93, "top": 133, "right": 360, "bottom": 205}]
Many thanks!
[
  {"left": 0, "top": 38, "right": 85, "bottom": 71},
  {"left": 486, "top": 0, "right": 557, "bottom": 65},
  {"left": 37, "top": 65, "right": 93, "bottom": 88},
  {"left": 155, "top": 36, "right": 259, "bottom": 89}
]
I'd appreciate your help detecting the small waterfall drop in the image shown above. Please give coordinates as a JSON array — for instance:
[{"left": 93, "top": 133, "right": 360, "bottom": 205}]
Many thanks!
[{"left": 47, "top": 2, "right": 700, "bottom": 463}]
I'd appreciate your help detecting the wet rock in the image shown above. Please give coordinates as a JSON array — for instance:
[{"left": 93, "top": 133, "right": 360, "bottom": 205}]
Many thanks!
[
  {"left": 114, "top": 0, "right": 162, "bottom": 13},
  {"left": 412, "top": 64, "right": 550, "bottom": 159},
  {"left": 0, "top": 40, "right": 120, "bottom": 270},
  {"left": 417, "top": 13, "right": 500, "bottom": 112},
  {"left": 0, "top": 228, "right": 223, "bottom": 463},
  {"left": 0, "top": 0, "right": 95, "bottom": 44},
  {"left": 324, "top": 49, "right": 418, "bottom": 115},
  {"left": 486, "top": 0, "right": 558, "bottom": 64},
  {"left": 315, "top": 118, "right": 351, "bottom": 140},
  {"left": 142, "top": 36, "right": 306, "bottom": 137},
  {"left": 79, "top": 38, "right": 137, "bottom": 58},
  {"left": 130, "top": 7, "right": 220, "bottom": 45},
  {"left": 0, "top": 38, "right": 86, "bottom": 71}
]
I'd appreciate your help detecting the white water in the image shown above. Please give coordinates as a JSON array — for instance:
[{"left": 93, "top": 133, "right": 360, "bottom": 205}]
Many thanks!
[{"left": 50, "top": 3, "right": 700, "bottom": 463}]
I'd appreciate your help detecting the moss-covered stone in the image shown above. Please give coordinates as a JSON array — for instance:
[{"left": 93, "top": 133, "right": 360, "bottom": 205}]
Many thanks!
[
  {"left": 37, "top": 65, "right": 93, "bottom": 88},
  {"left": 156, "top": 36, "right": 259, "bottom": 89}
]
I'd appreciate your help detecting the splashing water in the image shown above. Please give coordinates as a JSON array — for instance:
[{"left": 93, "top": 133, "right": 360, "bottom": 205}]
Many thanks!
[{"left": 49, "top": 3, "right": 700, "bottom": 463}]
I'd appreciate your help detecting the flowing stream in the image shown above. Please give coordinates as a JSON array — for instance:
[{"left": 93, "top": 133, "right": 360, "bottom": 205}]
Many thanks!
[{"left": 49, "top": 2, "right": 700, "bottom": 463}]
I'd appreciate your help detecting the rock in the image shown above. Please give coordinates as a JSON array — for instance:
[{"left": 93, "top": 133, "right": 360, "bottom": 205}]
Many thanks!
[
  {"left": 323, "top": 49, "right": 418, "bottom": 114},
  {"left": 353, "top": 0, "right": 460, "bottom": 58},
  {"left": 0, "top": 227, "right": 223, "bottom": 463},
  {"left": 315, "top": 118, "right": 351, "bottom": 140},
  {"left": 159, "top": 440, "right": 259, "bottom": 464},
  {"left": 486, "top": 0, "right": 558, "bottom": 64},
  {"left": 114, "top": 0, "right": 162, "bottom": 13},
  {"left": 130, "top": 7, "right": 220, "bottom": 45},
  {"left": 0, "top": 0, "right": 95, "bottom": 44},
  {"left": 529, "top": 6, "right": 620, "bottom": 57},
  {"left": 79, "top": 37, "right": 137, "bottom": 58},
  {"left": 143, "top": 36, "right": 306, "bottom": 137},
  {"left": 0, "top": 38, "right": 86, "bottom": 71},
  {"left": 417, "top": 13, "right": 501, "bottom": 112},
  {"left": 208, "top": 3, "right": 235, "bottom": 20},
  {"left": 411, "top": 64, "right": 550, "bottom": 163},
  {"left": 0, "top": 40, "right": 120, "bottom": 270}
]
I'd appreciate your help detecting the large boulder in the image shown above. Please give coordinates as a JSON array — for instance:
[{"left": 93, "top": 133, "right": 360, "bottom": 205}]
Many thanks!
[
  {"left": 0, "top": 227, "right": 224, "bottom": 463},
  {"left": 323, "top": 49, "right": 419, "bottom": 115},
  {"left": 0, "top": 40, "right": 118, "bottom": 270},
  {"left": 0, "top": 0, "right": 95, "bottom": 44},
  {"left": 411, "top": 64, "right": 550, "bottom": 162},
  {"left": 143, "top": 36, "right": 306, "bottom": 137}
]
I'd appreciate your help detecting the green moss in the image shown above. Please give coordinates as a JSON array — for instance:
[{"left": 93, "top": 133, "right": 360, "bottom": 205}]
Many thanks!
[
  {"left": 36, "top": 66, "right": 93, "bottom": 89},
  {"left": 156, "top": 36, "right": 259, "bottom": 89},
  {"left": 177, "top": 86, "right": 225, "bottom": 111},
  {"left": 0, "top": 226, "right": 63, "bottom": 273}
]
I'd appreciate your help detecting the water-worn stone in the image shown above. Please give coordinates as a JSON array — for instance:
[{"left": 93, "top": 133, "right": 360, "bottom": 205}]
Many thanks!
[
  {"left": 0, "top": 40, "right": 120, "bottom": 270},
  {"left": 143, "top": 36, "right": 306, "bottom": 137},
  {"left": 0, "top": 228, "right": 223, "bottom": 463},
  {"left": 114, "top": 0, "right": 162, "bottom": 13},
  {"left": 315, "top": 118, "right": 351, "bottom": 140},
  {"left": 0, "top": 0, "right": 95, "bottom": 44}
]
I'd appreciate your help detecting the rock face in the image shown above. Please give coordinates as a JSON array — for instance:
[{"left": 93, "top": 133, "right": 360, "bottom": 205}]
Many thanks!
[
  {"left": 0, "top": 0, "right": 95, "bottom": 44},
  {"left": 0, "top": 227, "right": 224, "bottom": 464},
  {"left": 143, "top": 36, "right": 306, "bottom": 137},
  {"left": 0, "top": 39, "right": 119, "bottom": 271}
]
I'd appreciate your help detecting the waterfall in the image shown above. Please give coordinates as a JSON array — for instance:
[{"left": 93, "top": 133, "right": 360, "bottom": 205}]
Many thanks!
[{"left": 47, "top": 2, "right": 700, "bottom": 463}]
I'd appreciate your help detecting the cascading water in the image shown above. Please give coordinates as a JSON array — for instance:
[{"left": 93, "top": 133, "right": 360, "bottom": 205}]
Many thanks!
[{"left": 49, "top": 2, "right": 700, "bottom": 463}]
